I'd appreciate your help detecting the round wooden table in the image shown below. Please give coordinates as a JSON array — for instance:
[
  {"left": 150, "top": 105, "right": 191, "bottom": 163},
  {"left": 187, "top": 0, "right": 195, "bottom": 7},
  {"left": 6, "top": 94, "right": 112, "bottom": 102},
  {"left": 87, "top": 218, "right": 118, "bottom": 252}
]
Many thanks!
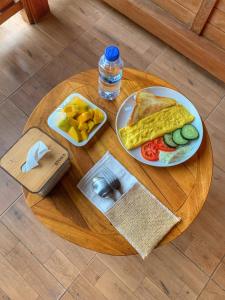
[{"left": 23, "top": 68, "right": 213, "bottom": 255}]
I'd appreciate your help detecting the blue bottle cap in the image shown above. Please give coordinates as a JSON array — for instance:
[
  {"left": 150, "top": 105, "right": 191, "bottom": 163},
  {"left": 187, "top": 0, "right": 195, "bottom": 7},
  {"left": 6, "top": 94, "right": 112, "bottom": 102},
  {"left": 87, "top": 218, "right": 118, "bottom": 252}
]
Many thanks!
[{"left": 104, "top": 45, "right": 120, "bottom": 62}]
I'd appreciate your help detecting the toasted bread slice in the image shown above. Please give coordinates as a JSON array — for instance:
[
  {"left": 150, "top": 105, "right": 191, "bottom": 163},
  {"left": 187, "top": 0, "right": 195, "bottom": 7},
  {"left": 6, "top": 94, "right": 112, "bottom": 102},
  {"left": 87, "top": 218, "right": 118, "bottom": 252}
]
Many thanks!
[
  {"left": 128, "top": 104, "right": 139, "bottom": 126},
  {"left": 128, "top": 91, "right": 176, "bottom": 125},
  {"left": 137, "top": 92, "right": 176, "bottom": 117}
]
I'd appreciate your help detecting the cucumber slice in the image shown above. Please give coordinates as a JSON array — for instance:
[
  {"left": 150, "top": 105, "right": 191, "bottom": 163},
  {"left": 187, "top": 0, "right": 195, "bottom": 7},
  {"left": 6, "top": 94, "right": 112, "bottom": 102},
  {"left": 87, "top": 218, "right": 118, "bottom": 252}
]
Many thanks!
[
  {"left": 181, "top": 124, "right": 199, "bottom": 140},
  {"left": 172, "top": 129, "right": 189, "bottom": 145},
  {"left": 164, "top": 133, "right": 178, "bottom": 148}
]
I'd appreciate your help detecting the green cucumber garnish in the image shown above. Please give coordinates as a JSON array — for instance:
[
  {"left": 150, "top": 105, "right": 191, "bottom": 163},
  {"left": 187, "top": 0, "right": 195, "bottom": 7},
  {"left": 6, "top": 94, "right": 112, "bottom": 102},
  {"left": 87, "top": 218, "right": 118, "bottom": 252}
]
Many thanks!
[
  {"left": 181, "top": 124, "right": 199, "bottom": 140},
  {"left": 164, "top": 133, "right": 178, "bottom": 148},
  {"left": 172, "top": 129, "right": 189, "bottom": 145}
]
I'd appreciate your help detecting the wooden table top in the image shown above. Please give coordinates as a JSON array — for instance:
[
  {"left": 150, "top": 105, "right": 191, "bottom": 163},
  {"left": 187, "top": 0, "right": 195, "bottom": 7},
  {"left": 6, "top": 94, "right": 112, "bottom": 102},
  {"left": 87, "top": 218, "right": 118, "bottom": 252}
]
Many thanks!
[{"left": 23, "top": 68, "right": 213, "bottom": 255}]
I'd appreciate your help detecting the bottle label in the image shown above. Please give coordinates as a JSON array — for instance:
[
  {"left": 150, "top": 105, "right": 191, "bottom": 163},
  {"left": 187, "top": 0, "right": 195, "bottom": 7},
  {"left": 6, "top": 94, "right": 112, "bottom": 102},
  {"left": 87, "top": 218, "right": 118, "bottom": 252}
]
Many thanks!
[{"left": 100, "top": 70, "right": 123, "bottom": 84}]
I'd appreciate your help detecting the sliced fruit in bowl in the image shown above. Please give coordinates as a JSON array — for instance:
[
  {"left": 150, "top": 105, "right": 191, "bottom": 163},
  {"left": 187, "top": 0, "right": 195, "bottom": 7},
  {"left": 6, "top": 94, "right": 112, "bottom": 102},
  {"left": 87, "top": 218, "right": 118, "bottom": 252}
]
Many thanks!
[{"left": 48, "top": 93, "right": 107, "bottom": 146}]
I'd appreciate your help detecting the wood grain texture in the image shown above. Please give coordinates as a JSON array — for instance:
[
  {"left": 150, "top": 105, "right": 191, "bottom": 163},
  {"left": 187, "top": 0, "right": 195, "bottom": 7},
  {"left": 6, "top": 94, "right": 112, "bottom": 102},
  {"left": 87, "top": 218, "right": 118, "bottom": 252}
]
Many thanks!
[
  {"left": 0, "top": 100, "right": 27, "bottom": 214},
  {"left": 22, "top": 0, "right": 50, "bottom": 24},
  {"left": 95, "top": 269, "right": 138, "bottom": 300},
  {"left": 102, "top": 0, "right": 225, "bottom": 83},
  {"left": 217, "top": 0, "right": 225, "bottom": 11},
  {"left": 0, "top": 252, "right": 38, "bottom": 300},
  {"left": 1, "top": 196, "right": 56, "bottom": 263},
  {"left": 208, "top": 6, "right": 225, "bottom": 31},
  {"left": 175, "top": 0, "right": 202, "bottom": 13},
  {"left": 191, "top": 0, "right": 218, "bottom": 34},
  {"left": 198, "top": 279, "right": 225, "bottom": 299},
  {"left": 81, "top": 257, "right": 108, "bottom": 286},
  {"left": 0, "top": 1, "right": 23, "bottom": 24},
  {"left": 202, "top": 7, "right": 225, "bottom": 51},
  {"left": 0, "top": 13, "right": 64, "bottom": 98},
  {"left": 174, "top": 166, "right": 225, "bottom": 275},
  {"left": 6, "top": 242, "right": 64, "bottom": 299},
  {"left": 212, "top": 261, "right": 225, "bottom": 289},
  {"left": 135, "top": 277, "right": 170, "bottom": 300},
  {"left": 0, "top": 222, "right": 19, "bottom": 256},
  {"left": 44, "top": 249, "right": 80, "bottom": 288},
  {"left": 60, "top": 291, "right": 75, "bottom": 300},
  {"left": 141, "top": 244, "right": 208, "bottom": 298},
  {"left": 22, "top": 68, "right": 213, "bottom": 255},
  {"left": 203, "top": 23, "right": 225, "bottom": 50},
  {"left": 68, "top": 275, "right": 107, "bottom": 300},
  {"left": 96, "top": 254, "right": 145, "bottom": 291},
  {"left": 0, "top": 0, "right": 14, "bottom": 11},
  {"left": 148, "top": 47, "right": 224, "bottom": 119},
  {"left": 151, "top": 0, "right": 195, "bottom": 26},
  {"left": 206, "top": 97, "right": 225, "bottom": 170}
]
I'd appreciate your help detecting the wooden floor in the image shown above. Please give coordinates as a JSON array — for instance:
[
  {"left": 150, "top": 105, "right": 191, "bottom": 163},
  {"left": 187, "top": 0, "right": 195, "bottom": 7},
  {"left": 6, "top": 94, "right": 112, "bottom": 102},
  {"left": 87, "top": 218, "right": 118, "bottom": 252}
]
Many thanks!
[{"left": 0, "top": 0, "right": 225, "bottom": 299}]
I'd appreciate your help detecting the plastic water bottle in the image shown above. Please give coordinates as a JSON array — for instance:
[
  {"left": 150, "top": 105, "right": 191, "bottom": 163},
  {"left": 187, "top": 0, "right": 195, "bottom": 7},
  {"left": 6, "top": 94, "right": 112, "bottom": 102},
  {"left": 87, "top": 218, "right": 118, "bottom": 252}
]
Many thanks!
[{"left": 98, "top": 45, "right": 123, "bottom": 100}]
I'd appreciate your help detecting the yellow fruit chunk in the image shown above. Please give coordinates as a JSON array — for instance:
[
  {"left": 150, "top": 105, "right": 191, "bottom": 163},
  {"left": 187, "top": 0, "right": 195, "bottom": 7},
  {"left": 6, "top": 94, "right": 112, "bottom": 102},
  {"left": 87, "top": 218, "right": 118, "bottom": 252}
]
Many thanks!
[
  {"left": 69, "top": 118, "right": 79, "bottom": 128},
  {"left": 88, "top": 109, "right": 94, "bottom": 118},
  {"left": 58, "top": 118, "right": 70, "bottom": 132},
  {"left": 93, "top": 109, "right": 104, "bottom": 124},
  {"left": 63, "top": 105, "right": 73, "bottom": 113},
  {"left": 81, "top": 130, "right": 88, "bottom": 140},
  {"left": 68, "top": 126, "right": 81, "bottom": 142},
  {"left": 78, "top": 122, "right": 88, "bottom": 131},
  {"left": 64, "top": 105, "right": 78, "bottom": 118},
  {"left": 87, "top": 120, "right": 95, "bottom": 133},
  {"left": 77, "top": 111, "right": 93, "bottom": 123},
  {"left": 71, "top": 97, "right": 88, "bottom": 108},
  {"left": 76, "top": 106, "right": 87, "bottom": 114},
  {"left": 71, "top": 97, "right": 88, "bottom": 112}
]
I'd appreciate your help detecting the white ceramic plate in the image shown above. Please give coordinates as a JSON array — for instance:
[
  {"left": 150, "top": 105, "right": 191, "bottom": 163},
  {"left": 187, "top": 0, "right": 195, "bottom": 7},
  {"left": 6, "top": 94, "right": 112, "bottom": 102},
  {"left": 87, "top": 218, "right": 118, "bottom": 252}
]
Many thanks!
[
  {"left": 48, "top": 93, "right": 107, "bottom": 147},
  {"left": 116, "top": 87, "right": 203, "bottom": 167}
]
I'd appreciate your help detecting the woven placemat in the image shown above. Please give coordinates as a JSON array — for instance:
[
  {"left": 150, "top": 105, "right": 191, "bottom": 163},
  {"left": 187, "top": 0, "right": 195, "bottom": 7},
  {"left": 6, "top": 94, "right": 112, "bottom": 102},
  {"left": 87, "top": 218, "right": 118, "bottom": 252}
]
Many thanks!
[{"left": 106, "top": 183, "right": 181, "bottom": 259}]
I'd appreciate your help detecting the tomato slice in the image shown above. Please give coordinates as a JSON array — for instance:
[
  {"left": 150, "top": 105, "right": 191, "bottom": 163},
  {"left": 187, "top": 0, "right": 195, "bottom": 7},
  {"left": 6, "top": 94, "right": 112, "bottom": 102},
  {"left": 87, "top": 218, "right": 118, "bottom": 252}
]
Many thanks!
[
  {"left": 141, "top": 141, "right": 159, "bottom": 161},
  {"left": 152, "top": 137, "right": 175, "bottom": 152},
  {"left": 141, "top": 137, "right": 175, "bottom": 161}
]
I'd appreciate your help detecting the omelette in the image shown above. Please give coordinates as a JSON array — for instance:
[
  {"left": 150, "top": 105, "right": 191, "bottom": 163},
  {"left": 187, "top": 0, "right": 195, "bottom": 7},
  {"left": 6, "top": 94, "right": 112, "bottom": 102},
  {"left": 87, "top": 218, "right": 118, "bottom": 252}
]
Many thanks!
[{"left": 119, "top": 104, "right": 194, "bottom": 150}]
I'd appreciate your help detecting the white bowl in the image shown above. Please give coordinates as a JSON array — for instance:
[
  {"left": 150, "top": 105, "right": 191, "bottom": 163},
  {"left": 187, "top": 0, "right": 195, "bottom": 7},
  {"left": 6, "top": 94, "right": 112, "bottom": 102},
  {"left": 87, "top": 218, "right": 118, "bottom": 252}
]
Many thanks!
[{"left": 48, "top": 93, "right": 107, "bottom": 147}]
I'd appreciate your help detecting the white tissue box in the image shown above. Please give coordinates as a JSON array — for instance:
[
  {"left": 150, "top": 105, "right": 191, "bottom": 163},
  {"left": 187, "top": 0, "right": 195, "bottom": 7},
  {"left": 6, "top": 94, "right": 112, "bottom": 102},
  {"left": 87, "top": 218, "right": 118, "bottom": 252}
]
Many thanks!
[{"left": 0, "top": 127, "right": 70, "bottom": 196}]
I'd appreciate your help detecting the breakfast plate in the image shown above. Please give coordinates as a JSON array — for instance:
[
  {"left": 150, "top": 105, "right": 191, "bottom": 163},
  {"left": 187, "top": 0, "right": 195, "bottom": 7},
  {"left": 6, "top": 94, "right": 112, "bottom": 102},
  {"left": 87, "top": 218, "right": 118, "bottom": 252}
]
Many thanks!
[{"left": 116, "top": 86, "right": 203, "bottom": 167}]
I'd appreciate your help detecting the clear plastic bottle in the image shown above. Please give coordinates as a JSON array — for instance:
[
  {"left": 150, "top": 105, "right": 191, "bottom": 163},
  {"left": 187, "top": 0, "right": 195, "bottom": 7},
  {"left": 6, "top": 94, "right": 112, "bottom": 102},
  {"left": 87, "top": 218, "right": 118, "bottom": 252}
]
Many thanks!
[{"left": 98, "top": 45, "right": 123, "bottom": 100}]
